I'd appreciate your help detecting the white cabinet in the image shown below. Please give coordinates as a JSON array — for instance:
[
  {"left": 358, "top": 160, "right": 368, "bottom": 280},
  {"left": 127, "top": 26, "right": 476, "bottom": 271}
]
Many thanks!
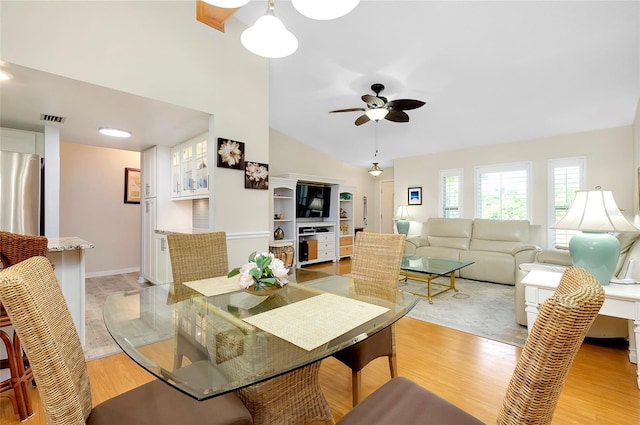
[
  {"left": 140, "top": 146, "right": 191, "bottom": 285},
  {"left": 0, "top": 127, "right": 44, "bottom": 156},
  {"left": 298, "top": 223, "right": 337, "bottom": 265},
  {"left": 142, "top": 147, "right": 157, "bottom": 198},
  {"left": 171, "top": 134, "right": 209, "bottom": 199},
  {"left": 154, "top": 233, "right": 173, "bottom": 284},
  {"left": 338, "top": 187, "right": 355, "bottom": 259}
]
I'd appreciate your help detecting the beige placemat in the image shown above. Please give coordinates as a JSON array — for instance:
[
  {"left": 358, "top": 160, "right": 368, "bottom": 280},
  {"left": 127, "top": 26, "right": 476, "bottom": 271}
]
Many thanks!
[
  {"left": 242, "top": 292, "right": 389, "bottom": 351},
  {"left": 184, "top": 275, "right": 241, "bottom": 297}
]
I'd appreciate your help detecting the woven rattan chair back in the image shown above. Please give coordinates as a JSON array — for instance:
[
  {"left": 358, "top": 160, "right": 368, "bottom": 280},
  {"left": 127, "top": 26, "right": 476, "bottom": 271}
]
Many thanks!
[
  {"left": 0, "top": 256, "right": 92, "bottom": 425},
  {"left": 497, "top": 266, "right": 605, "bottom": 425},
  {"left": 0, "top": 231, "right": 48, "bottom": 420},
  {"left": 166, "top": 232, "right": 229, "bottom": 304},
  {"left": 350, "top": 232, "right": 406, "bottom": 286}
]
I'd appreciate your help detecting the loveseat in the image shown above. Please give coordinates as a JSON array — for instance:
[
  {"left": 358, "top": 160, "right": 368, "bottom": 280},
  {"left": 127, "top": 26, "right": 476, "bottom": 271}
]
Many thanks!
[
  {"left": 515, "top": 232, "right": 640, "bottom": 337},
  {"left": 405, "top": 218, "right": 541, "bottom": 285}
]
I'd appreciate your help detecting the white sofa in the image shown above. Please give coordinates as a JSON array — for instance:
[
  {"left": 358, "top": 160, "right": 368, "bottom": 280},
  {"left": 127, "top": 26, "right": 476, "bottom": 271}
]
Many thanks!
[{"left": 404, "top": 218, "right": 541, "bottom": 285}]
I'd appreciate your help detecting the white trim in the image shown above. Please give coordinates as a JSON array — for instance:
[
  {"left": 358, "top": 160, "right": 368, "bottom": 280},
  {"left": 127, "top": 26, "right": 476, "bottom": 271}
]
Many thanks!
[
  {"left": 86, "top": 267, "right": 140, "bottom": 278},
  {"left": 278, "top": 172, "right": 345, "bottom": 185},
  {"left": 226, "top": 231, "right": 271, "bottom": 240}
]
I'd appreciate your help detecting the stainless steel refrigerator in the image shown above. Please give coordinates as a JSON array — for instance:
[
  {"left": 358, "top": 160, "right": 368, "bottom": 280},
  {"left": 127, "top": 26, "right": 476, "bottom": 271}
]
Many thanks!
[{"left": 0, "top": 151, "right": 42, "bottom": 235}]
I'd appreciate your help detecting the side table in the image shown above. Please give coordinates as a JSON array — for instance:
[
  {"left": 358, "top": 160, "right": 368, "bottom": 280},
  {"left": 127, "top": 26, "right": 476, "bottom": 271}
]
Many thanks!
[{"left": 522, "top": 269, "right": 640, "bottom": 389}]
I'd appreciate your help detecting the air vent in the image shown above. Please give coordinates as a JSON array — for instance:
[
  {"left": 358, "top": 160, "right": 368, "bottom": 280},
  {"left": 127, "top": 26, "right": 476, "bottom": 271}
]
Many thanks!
[{"left": 40, "top": 114, "right": 66, "bottom": 124}]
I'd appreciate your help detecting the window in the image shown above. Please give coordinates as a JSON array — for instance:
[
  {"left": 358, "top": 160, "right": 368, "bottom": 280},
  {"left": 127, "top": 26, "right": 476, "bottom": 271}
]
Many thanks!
[
  {"left": 548, "top": 157, "right": 585, "bottom": 248},
  {"left": 439, "top": 169, "right": 463, "bottom": 218},
  {"left": 475, "top": 162, "right": 531, "bottom": 220}
]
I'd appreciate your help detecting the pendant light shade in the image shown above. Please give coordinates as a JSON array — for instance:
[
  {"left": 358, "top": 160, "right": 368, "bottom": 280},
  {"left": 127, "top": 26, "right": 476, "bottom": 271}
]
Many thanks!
[
  {"left": 203, "top": 0, "right": 250, "bottom": 7},
  {"left": 241, "top": 1, "right": 298, "bottom": 58},
  {"left": 291, "top": 0, "right": 360, "bottom": 20},
  {"left": 368, "top": 162, "right": 383, "bottom": 177}
]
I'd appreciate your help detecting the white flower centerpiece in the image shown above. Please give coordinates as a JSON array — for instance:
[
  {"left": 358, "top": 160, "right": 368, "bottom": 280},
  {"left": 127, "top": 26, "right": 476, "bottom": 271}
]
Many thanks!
[{"left": 228, "top": 251, "right": 289, "bottom": 295}]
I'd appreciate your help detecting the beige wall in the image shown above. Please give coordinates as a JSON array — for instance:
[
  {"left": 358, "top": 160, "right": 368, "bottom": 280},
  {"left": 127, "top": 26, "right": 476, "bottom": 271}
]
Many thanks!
[
  {"left": 1, "top": 1, "right": 269, "bottom": 271},
  {"left": 394, "top": 126, "right": 635, "bottom": 246},
  {"left": 269, "top": 128, "right": 390, "bottom": 232},
  {"left": 633, "top": 99, "right": 640, "bottom": 216},
  {"left": 60, "top": 143, "right": 140, "bottom": 275}
]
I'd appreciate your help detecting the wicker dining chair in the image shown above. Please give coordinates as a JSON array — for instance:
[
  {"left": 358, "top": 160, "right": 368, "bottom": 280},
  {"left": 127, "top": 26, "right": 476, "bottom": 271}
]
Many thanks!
[
  {"left": 166, "top": 231, "right": 231, "bottom": 368},
  {"left": 336, "top": 266, "right": 605, "bottom": 425},
  {"left": 0, "top": 230, "right": 48, "bottom": 420},
  {"left": 0, "top": 256, "right": 253, "bottom": 425},
  {"left": 332, "top": 231, "right": 406, "bottom": 406}
]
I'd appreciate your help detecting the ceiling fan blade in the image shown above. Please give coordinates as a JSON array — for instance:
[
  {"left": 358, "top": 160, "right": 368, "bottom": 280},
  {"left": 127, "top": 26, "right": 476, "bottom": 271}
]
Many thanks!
[
  {"left": 355, "top": 114, "right": 371, "bottom": 126},
  {"left": 329, "top": 107, "right": 366, "bottom": 113},
  {"left": 386, "top": 99, "right": 426, "bottom": 111},
  {"left": 385, "top": 110, "right": 410, "bottom": 123},
  {"left": 361, "top": 94, "right": 385, "bottom": 108}
]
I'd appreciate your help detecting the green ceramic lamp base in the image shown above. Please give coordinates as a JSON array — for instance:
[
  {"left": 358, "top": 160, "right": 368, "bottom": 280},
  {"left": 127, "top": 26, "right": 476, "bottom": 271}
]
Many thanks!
[
  {"left": 569, "top": 232, "right": 620, "bottom": 286},
  {"left": 397, "top": 219, "right": 410, "bottom": 236}
]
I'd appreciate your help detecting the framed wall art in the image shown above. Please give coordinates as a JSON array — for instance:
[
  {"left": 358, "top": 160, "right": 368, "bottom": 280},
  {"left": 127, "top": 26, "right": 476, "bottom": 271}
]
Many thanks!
[
  {"left": 124, "top": 167, "right": 141, "bottom": 204},
  {"left": 408, "top": 187, "right": 422, "bottom": 205},
  {"left": 244, "top": 161, "right": 269, "bottom": 190},
  {"left": 217, "top": 137, "right": 245, "bottom": 170}
]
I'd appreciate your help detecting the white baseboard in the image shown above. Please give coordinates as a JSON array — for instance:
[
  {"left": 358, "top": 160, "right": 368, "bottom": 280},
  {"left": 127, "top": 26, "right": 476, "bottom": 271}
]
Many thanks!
[{"left": 86, "top": 267, "right": 140, "bottom": 279}]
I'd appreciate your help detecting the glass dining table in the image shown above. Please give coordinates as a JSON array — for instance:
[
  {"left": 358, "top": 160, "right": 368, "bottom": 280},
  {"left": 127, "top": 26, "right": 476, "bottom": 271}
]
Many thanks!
[{"left": 103, "top": 269, "right": 419, "bottom": 424}]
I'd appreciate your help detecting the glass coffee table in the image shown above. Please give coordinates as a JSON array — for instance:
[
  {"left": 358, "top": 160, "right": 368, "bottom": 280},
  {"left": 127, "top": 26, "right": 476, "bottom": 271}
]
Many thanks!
[{"left": 400, "top": 255, "right": 474, "bottom": 303}]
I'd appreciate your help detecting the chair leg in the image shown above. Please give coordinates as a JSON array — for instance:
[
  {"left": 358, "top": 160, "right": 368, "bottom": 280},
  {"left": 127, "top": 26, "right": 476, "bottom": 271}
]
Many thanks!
[
  {"left": 352, "top": 370, "right": 361, "bottom": 407},
  {"left": 389, "top": 353, "right": 398, "bottom": 378}
]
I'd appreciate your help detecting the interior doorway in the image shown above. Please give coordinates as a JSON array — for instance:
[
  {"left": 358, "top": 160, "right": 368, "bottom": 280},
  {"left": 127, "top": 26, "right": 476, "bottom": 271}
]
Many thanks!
[{"left": 381, "top": 180, "right": 394, "bottom": 233}]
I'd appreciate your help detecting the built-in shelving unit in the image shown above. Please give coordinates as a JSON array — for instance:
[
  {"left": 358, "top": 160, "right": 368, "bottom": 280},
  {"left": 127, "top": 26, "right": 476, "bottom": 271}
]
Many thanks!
[
  {"left": 298, "top": 223, "right": 337, "bottom": 265},
  {"left": 338, "top": 186, "right": 355, "bottom": 259}
]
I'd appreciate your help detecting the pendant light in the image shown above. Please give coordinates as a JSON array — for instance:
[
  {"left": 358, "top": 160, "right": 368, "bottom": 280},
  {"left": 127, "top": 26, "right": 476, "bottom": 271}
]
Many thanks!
[
  {"left": 203, "top": 0, "right": 250, "bottom": 7},
  {"left": 291, "top": 0, "right": 360, "bottom": 20},
  {"left": 241, "top": 0, "right": 298, "bottom": 58},
  {"left": 368, "top": 122, "right": 384, "bottom": 177}
]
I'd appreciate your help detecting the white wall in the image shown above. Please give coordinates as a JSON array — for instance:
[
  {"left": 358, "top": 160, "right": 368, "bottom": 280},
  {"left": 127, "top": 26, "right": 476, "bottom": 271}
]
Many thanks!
[
  {"left": 394, "top": 125, "right": 634, "bottom": 246},
  {"left": 1, "top": 1, "right": 269, "bottom": 270},
  {"left": 269, "top": 128, "right": 388, "bottom": 232},
  {"left": 60, "top": 143, "right": 140, "bottom": 275}
]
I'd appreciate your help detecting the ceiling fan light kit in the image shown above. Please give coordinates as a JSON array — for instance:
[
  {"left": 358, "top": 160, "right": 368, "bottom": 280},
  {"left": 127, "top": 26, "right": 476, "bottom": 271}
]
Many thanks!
[
  {"left": 291, "top": 0, "right": 360, "bottom": 20},
  {"left": 365, "top": 107, "right": 389, "bottom": 121},
  {"left": 241, "top": 0, "right": 298, "bottom": 58},
  {"left": 203, "top": 0, "right": 250, "bottom": 7}
]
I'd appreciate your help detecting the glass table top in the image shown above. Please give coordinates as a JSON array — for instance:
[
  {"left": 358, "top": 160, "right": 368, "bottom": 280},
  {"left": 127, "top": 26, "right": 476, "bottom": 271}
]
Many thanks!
[
  {"left": 103, "top": 270, "right": 418, "bottom": 400},
  {"left": 401, "top": 255, "right": 474, "bottom": 275}
]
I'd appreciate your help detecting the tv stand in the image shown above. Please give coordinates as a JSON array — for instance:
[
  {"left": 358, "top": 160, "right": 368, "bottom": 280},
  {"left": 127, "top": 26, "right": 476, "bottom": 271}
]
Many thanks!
[{"left": 297, "top": 222, "right": 337, "bottom": 265}]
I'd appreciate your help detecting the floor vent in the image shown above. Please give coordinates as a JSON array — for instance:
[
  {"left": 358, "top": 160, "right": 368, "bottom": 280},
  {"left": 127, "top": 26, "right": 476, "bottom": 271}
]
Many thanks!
[{"left": 40, "top": 113, "right": 66, "bottom": 123}]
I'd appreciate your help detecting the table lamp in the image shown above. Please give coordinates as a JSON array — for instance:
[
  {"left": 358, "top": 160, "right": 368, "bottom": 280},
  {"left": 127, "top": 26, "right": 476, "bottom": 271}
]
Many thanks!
[
  {"left": 551, "top": 189, "right": 639, "bottom": 285},
  {"left": 394, "top": 205, "right": 412, "bottom": 235}
]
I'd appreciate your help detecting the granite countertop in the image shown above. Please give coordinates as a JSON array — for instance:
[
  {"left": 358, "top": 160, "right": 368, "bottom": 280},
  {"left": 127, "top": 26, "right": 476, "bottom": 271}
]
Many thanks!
[{"left": 47, "top": 237, "right": 94, "bottom": 252}]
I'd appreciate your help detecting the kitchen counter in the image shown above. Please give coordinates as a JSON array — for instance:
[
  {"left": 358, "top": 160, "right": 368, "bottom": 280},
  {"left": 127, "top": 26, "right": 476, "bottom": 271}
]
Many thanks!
[
  {"left": 47, "top": 236, "right": 94, "bottom": 251},
  {"left": 46, "top": 236, "right": 93, "bottom": 345}
]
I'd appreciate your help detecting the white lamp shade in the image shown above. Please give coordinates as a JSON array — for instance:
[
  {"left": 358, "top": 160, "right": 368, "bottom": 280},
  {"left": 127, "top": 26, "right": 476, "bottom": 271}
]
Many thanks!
[
  {"left": 551, "top": 190, "right": 640, "bottom": 232},
  {"left": 291, "top": 0, "right": 360, "bottom": 20},
  {"left": 241, "top": 14, "right": 298, "bottom": 58},
  {"left": 365, "top": 108, "right": 389, "bottom": 121},
  {"left": 394, "top": 206, "right": 411, "bottom": 220},
  {"left": 202, "top": 0, "right": 250, "bottom": 8}
]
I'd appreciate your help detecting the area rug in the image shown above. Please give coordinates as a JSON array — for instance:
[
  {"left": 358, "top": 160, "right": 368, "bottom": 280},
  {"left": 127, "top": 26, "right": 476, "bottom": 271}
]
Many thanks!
[{"left": 401, "top": 277, "right": 528, "bottom": 347}]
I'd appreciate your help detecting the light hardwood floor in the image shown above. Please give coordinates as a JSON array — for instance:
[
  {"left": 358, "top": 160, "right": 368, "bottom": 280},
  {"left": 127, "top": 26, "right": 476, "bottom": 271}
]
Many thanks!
[{"left": 2, "top": 259, "right": 640, "bottom": 424}]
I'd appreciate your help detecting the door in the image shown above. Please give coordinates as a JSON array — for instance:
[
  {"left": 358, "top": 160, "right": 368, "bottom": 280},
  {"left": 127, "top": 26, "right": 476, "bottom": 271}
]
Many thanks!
[{"left": 381, "top": 180, "right": 394, "bottom": 234}]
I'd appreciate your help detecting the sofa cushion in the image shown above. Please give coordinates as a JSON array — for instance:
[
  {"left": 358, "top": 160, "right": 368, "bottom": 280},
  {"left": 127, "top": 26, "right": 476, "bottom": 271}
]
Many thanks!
[
  {"left": 459, "top": 250, "right": 515, "bottom": 284},
  {"left": 413, "top": 246, "right": 461, "bottom": 261},
  {"left": 469, "top": 219, "right": 530, "bottom": 254},
  {"left": 426, "top": 218, "right": 473, "bottom": 250}
]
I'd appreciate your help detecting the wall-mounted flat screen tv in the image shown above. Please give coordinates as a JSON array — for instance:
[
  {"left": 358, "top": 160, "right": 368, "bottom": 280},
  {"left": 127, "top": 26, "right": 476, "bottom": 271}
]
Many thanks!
[{"left": 296, "top": 184, "right": 331, "bottom": 218}]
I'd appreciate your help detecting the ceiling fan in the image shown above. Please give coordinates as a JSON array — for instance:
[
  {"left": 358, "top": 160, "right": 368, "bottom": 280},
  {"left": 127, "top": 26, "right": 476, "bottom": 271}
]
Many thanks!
[{"left": 329, "top": 83, "right": 426, "bottom": 126}]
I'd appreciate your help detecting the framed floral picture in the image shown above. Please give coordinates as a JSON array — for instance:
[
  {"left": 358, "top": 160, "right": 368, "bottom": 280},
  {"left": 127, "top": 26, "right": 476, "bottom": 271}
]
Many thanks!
[
  {"left": 245, "top": 161, "right": 269, "bottom": 190},
  {"left": 124, "top": 168, "right": 141, "bottom": 204},
  {"left": 408, "top": 187, "right": 422, "bottom": 205},
  {"left": 217, "top": 138, "right": 245, "bottom": 169}
]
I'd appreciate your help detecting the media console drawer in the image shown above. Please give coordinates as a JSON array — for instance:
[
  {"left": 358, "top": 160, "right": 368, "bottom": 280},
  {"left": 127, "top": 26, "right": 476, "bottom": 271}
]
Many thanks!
[{"left": 340, "top": 245, "right": 353, "bottom": 256}]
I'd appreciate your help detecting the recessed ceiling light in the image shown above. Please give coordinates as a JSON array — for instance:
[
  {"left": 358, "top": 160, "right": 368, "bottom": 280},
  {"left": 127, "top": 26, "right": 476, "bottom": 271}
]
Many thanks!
[
  {"left": 99, "top": 127, "right": 132, "bottom": 138},
  {"left": 0, "top": 70, "right": 14, "bottom": 81}
]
